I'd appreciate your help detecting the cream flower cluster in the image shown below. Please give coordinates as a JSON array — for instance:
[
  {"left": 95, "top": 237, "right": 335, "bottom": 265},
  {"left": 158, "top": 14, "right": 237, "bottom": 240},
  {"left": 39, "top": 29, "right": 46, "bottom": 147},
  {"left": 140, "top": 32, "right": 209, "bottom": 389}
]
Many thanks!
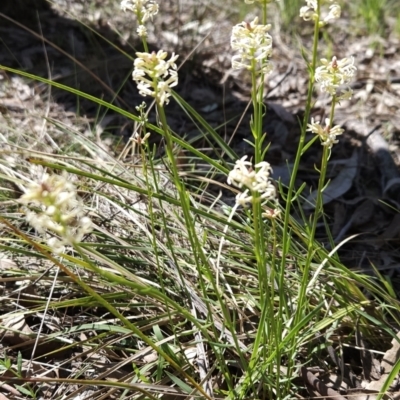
[
  {"left": 307, "top": 117, "right": 344, "bottom": 148},
  {"left": 120, "top": 0, "right": 159, "bottom": 37},
  {"left": 300, "top": 0, "right": 341, "bottom": 25},
  {"left": 231, "top": 17, "right": 273, "bottom": 74},
  {"left": 19, "top": 173, "right": 93, "bottom": 254},
  {"left": 315, "top": 56, "right": 356, "bottom": 100},
  {"left": 227, "top": 156, "right": 276, "bottom": 206},
  {"left": 133, "top": 50, "right": 179, "bottom": 106}
]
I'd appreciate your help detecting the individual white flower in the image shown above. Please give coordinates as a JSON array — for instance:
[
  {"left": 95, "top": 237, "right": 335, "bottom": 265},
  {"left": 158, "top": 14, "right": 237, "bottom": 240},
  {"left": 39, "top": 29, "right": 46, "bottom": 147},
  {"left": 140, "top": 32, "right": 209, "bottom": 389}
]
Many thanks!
[
  {"left": 236, "top": 190, "right": 253, "bottom": 207},
  {"left": 47, "top": 237, "right": 65, "bottom": 255},
  {"left": 315, "top": 56, "right": 356, "bottom": 99},
  {"left": 120, "top": 0, "right": 134, "bottom": 12},
  {"left": 137, "top": 25, "right": 147, "bottom": 37},
  {"left": 145, "top": 2, "right": 159, "bottom": 19},
  {"left": 130, "top": 130, "right": 151, "bottom": 154},
  {"left": 324, "top": 3, "right": 341, "bottom": 22},
  {"left": 227, "top": 156, "right": 276, "bottom": 205},
  {"left": 338, "top": 87, "right": 354, "bottom": 101},
  {"left": 300, "top": 0, "right": 341, "bottom": 25},
  {"left": 133, "top": 50, "right": 179, "bottom": 106},
  {"left": 231, "top": 17, "right": 273, "bottom": 74},
  {"left": 25, "top": 211, "right": 47, "bottom": 234},
  {"left": 307, "top": 117, "right": 344, "bottom": 148},
  {"left": 262, "top": 207, "right": 281, "bottom": 219},
  {"left": 300, "top": 2, "right": 317, "bottom": 21},
  {"left": 19, "top": 173, "right": 93, "bottom": 253},
  {"left": 227, "top": 155, "right": 255, "bottom": 189},
  {"left": 120, "top": 0, "right": 158, "bottom": 23}
]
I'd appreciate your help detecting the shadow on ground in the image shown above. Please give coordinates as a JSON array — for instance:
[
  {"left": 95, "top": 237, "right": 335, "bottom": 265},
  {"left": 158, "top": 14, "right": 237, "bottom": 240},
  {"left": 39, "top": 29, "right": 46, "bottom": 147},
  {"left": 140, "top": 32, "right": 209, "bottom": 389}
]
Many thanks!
[
  {"left": 0, "top": 0, "right": 295, "bottom": 140},
  {"left": 1, "top": 0, "right": 400, "bottom": 277}
]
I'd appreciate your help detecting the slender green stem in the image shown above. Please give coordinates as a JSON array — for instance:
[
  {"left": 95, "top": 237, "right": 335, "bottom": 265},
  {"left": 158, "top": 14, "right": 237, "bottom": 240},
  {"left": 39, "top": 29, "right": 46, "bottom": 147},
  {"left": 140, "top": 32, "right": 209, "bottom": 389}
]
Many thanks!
[
  {"left": 282, "top": 1, "right": 321, "bottom": 391},
  {"left": 239, "top": 3, "right": 283, "bottom": 397},
  {"left": 295, "top": 143, "right": 329, "bottom": 312}
]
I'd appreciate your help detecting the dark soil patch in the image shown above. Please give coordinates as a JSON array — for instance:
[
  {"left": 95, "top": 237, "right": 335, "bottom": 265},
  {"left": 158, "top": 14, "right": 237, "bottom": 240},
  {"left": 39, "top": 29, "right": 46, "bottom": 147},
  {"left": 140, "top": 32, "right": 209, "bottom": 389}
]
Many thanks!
[{"left": 2, "top": 0, "right": 400, "bottom": 286}]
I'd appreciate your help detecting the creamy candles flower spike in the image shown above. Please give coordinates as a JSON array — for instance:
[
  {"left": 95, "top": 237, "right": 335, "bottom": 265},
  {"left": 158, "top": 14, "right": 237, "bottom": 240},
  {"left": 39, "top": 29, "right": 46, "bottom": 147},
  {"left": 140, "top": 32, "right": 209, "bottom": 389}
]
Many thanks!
[
  {"left": 120, "top": 0, "right": 159, "bottom": 23},
  {"left": 19, "top": 173, "right": 93, "bottom": 254},
  {"left": 307, "top": 117, "right": 344, "bottom": 148},
  {"left": 227, "top": 156, "right": 276, "bottom": 206},
  {"left": 132, "top": 50, "right": 179, "bottom": 106},
  {"left": 231, "top": 17, "right": 273, "bottom": 74},
  {"left": 300, "top": 0, "right": 341, "bottom": 25},
  {"left": 315, "top": 56, "right": 357, "bottom": 100}
]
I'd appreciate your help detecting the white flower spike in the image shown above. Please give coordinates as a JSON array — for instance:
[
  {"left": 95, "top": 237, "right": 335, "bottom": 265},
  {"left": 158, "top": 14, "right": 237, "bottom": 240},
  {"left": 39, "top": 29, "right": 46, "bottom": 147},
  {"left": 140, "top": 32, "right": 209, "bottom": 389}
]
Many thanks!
[
  {"left": 307, "top": 117, "right": 344, "bottom": 148},
  {"left": 227, "top": 156, "right": 276, "bottom": 206},
  {"left": 19, "top": 173, "right": 93, "bottom": 254},
  {"left": 132, "top": 50, "right": 179, "bottom": 106},
  {"left": 315, "top": 56, "right": 357, "bottom": 99},
  {"left": 231, "top": 17, "right": 273, "bottom": 74}
]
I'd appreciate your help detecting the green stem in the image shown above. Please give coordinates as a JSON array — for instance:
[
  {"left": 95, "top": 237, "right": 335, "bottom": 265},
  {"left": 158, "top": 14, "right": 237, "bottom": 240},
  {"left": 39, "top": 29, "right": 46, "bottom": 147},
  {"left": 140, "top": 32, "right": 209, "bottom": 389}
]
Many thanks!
[
  {"left": 281, "top": 1, "right": 321, "bottom": 391},
  {"left": 297, "top": 95, "right": 338, "bottom": 325},
  {"left": 240, "top": 3, "right": 279, "bottom": 397}
]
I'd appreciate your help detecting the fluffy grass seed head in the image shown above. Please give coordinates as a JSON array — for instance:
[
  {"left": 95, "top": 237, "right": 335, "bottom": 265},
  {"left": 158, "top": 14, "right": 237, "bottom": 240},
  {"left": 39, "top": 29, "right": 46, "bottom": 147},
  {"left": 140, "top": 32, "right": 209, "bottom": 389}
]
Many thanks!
[
  {"left": 307, "top": 117, "right": 344, "bottom": 148},
  {"left": 231, "top": 17, "right": 273, "bottom": 74},
  {"left": 19, "top": 173, "right": 92, "bottom": 254},
  {"left": 315, "top": 56, "right": 357, "bottom": 99},
  {"left": 133, "top": 50, "right": 179, "bottom": 106},
  {"left": 227, "top": 156, "right": 276, "bottom": 206}
]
